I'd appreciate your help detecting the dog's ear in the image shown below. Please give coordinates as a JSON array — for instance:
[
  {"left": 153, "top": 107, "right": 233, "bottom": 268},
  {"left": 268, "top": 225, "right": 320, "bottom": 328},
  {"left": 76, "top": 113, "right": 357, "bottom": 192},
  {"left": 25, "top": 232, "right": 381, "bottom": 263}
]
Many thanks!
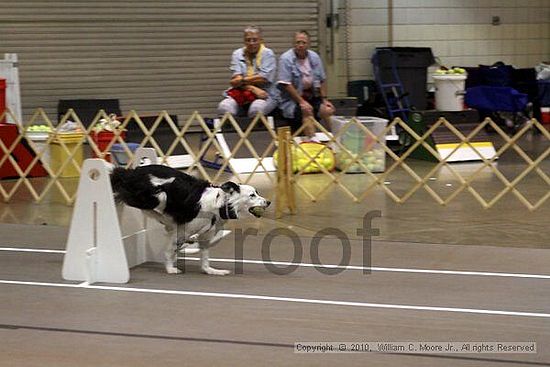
[{"left": 221, "top": 181, "right": 240, "bottom": 194}]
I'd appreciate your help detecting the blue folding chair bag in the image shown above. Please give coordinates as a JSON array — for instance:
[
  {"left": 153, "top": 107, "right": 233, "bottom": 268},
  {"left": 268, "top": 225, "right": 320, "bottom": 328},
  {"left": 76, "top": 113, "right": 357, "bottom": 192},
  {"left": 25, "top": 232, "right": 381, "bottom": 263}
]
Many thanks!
[
  {"left": 465, "top": 86, "right": 528, "bottom": 112},
  {"left": 478, "top": 63, "right": 514, "bottom": 87}
]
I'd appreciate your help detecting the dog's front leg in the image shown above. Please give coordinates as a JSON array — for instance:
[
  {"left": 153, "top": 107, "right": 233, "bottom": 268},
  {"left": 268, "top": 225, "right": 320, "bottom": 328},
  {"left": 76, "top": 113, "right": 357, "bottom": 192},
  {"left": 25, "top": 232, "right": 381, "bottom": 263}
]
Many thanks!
[
  {"left": 164, "top": 232, "right": 181, "bottom": 274},
  {"left": 199, "top": 245, "right": 230, "bottom": 276}
]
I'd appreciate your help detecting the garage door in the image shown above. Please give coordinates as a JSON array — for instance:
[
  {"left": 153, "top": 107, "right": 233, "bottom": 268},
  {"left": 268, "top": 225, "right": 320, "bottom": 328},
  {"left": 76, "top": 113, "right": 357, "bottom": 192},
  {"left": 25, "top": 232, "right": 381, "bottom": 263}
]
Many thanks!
[{"left": 0, "top": 1, "right": 322, "bottom": 122}]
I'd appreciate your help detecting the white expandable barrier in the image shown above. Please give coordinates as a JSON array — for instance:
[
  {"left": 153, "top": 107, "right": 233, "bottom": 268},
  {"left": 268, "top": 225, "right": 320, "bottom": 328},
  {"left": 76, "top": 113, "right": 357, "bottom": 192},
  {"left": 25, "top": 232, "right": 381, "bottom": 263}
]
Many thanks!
[
  {"left": 212, "top": 116, "right": 276, "bottom": 173},
  {"left": 62, "top": 148, "right": 231, "bottom": 284}
]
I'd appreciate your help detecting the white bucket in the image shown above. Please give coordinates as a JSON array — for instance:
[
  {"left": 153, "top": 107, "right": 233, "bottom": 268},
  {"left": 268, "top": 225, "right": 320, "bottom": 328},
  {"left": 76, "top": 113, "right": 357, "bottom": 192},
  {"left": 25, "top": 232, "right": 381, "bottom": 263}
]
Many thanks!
[{"left": 433, "top": 74, "right": 467, "bottom": 111}]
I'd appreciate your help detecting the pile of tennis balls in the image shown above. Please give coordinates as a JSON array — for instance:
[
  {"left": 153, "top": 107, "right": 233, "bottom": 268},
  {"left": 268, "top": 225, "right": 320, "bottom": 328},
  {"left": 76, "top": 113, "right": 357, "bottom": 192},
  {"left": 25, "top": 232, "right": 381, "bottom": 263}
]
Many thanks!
[
  {"left": 273, "top": 144, "right": 335, "bottom": 173},
  {"left": 294, "top": 154, "right": 334, "bottom": 173},
  {"left": 26, "top": 124, "right": 52, "bottom": 132},
  {"left": 337, "top": 148, "right": 385, "bottom": 173},
  {"left": 434, "top": 67, "right": 466, "bottom": 75}
]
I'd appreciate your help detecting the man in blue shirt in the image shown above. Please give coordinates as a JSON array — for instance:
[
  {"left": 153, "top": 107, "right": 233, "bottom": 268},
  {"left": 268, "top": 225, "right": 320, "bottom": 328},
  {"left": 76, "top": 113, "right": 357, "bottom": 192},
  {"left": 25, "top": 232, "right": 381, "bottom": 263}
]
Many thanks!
[
  {"left": 217, "top": 25, "right": 278, "bottom": 118},
  {"left": 277, "top": 30, "right": 335, "bottom": 139}
]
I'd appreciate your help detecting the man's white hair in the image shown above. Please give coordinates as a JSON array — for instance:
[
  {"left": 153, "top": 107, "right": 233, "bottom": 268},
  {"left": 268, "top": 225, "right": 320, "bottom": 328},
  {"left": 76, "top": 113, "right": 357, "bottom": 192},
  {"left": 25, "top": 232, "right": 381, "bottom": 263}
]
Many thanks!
[{"left": 244, "top": 25, "right": 262, "bottom": 36}]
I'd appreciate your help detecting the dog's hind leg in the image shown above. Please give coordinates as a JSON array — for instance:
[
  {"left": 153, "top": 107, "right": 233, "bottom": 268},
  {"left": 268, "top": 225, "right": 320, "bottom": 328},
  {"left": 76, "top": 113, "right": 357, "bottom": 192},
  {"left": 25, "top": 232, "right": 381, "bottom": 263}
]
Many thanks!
[
  {"left": 143, "top": 209, "right": 175, "bottom": 232},
  {"left": 164, "top": 232, "right": 181, "bottom": 274},
  {"left": 199, "top": 244, "right": 230, "bottom": 276}
]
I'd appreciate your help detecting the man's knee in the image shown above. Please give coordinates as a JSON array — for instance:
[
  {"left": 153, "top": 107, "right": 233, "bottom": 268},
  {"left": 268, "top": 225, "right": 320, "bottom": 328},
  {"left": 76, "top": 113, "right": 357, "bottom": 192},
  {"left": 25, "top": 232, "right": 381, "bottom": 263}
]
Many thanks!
[
  {"left": 218, "top": 97, "right": 238, "bottom": 115},
  {"left": 319, "top": 104, "right": 335, "bottom": 120},
  {"left": 248, "top": 99, "right": 274, "bottom": 118}
]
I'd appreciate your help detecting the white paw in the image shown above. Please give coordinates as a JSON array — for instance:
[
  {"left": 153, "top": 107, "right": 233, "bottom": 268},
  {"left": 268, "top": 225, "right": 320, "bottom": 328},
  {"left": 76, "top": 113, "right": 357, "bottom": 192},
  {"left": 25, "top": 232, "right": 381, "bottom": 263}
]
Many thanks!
[
  {"left": 201, "top": 267, "right": 230, "bottom": 276},
  {"left": 165, "top": 266, "right": 182, "bottom": 274}
]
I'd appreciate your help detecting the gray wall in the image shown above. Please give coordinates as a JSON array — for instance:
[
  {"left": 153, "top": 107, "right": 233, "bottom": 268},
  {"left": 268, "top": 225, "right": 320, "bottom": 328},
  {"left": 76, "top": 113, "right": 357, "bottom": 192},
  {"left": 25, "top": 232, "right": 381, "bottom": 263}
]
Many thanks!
[
  {"left": 328, "top": 0, "right": 550, "bottom": 96},
  {"left": 2, "top": 0, "right": 549, "bottom": 118}
]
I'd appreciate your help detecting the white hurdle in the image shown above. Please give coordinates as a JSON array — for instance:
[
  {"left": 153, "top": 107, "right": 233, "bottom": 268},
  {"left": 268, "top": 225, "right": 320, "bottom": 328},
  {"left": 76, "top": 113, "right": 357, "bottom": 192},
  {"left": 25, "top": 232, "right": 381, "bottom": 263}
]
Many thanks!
[{"left": 61, "top": 148, "right": 182, "bottom": 284}]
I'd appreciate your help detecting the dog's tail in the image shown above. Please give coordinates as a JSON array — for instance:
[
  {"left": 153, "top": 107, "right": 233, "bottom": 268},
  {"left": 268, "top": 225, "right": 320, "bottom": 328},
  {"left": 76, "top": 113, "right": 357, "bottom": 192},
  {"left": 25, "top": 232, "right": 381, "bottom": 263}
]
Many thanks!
[
  {"left": 109, "top": 167, "right": 160, "bottom": 209},
  {"left": 110, "top": 167, "right": 126, "bottom": 189}
]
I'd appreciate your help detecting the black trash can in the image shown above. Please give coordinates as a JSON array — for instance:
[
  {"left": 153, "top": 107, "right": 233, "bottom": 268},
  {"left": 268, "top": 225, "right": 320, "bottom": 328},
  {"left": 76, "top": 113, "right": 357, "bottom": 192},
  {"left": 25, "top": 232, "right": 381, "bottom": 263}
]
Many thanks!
[{"left": 374, "top": 47, "right": 435, "bottom": 110}]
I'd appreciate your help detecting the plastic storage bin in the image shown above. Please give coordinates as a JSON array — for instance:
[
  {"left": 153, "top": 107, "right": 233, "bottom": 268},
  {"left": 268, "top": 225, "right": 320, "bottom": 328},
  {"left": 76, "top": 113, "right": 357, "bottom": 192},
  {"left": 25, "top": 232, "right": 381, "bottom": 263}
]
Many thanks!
[
  {"left": 50, "top": 132, "right": 85, "bottom": 177},
  {"left": 433, "top": 74, "right": 467, "bottom": 111},
  {"left": 25, "top": 131, "right": 50, "bottom": 166},
  {"left": 110, "top": 142, "right": 140, "bottom": 166},
  {"left": 331, "top": 116, "right": 387, "bottom": 173},
  {"left": 91, "top": 130, "right": 126, "bottom": 162}
]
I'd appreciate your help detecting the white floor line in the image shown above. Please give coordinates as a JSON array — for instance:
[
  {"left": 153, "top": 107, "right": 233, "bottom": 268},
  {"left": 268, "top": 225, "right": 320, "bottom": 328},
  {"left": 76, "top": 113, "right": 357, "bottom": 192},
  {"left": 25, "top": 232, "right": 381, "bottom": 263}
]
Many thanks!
[
  {"left": 0, "top": 247, "right": 65, "bottom": 254},
  {"left": 179, "top": 257, "right": 550, "bottom": 280},
  {"left": 1, "top": 279, "right": 549, "bottom": 319},
  {"left": 2, "top": 246, "right": 550, "bottom": 280}
]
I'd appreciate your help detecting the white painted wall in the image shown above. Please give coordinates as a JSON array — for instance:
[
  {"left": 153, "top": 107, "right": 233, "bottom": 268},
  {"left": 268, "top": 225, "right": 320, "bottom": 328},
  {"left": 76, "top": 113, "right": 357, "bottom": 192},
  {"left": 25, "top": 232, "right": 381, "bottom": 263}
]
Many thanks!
[{"left": 327, "top": 0, "right": 550, "bottom": 97}]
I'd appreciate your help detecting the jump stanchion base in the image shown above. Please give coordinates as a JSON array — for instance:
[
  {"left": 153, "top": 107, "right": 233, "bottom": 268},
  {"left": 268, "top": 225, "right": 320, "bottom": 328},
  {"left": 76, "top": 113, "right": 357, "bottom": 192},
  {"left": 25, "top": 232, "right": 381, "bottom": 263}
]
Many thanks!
[
  {"left": 62, "top": 159, "right": 131, "bottom": 283},
  {"left": 62, "top": 154, "right": 173, "bottom": 284}
]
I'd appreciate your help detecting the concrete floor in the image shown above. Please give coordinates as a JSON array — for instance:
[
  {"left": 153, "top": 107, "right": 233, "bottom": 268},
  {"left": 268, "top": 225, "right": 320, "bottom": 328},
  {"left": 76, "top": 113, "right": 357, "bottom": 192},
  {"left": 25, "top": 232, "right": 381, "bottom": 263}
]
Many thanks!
[{"left": 1, "top": 132, "right": 550, "bottom": 366}]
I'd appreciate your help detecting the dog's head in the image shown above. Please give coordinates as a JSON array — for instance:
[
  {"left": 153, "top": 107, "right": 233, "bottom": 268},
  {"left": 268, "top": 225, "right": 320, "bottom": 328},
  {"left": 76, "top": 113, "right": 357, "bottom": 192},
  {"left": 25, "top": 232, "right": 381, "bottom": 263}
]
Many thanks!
[{"left": 219, "top": 182, "right": 270, "bottom": 219}]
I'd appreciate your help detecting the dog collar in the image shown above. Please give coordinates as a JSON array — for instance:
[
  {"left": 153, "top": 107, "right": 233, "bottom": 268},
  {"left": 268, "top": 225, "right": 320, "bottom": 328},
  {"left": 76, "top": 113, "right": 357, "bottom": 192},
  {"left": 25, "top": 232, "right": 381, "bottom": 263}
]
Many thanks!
[{"left": 219, "top": 203, "right": 237, "bottom": 220}]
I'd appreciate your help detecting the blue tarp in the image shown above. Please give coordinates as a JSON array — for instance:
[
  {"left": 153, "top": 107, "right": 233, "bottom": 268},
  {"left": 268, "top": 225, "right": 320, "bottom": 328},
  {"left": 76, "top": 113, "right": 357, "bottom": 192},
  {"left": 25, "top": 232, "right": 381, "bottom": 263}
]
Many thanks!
[{"left": 465, "top": 86, "right": 528, "bottom": 112}]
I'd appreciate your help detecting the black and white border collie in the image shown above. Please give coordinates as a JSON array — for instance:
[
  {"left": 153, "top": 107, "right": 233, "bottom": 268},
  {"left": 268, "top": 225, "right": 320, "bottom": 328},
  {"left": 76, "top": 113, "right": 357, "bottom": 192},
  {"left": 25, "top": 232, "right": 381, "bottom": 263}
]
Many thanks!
[{"left": 110, "top": 164, "right": 270, "bottom": 275}]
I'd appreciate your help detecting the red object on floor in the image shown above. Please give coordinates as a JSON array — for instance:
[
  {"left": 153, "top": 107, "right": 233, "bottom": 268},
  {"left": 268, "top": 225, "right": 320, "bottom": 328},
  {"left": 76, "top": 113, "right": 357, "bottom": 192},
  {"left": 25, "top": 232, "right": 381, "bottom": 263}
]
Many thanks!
[
  {"left": 91, "top": 131, "right": 126, "bottom": 162},
  {"left": 0, "top": 123, "right": 47, "bottom": 179},
  {"left": 0, "top": 79, "right": 6, "bottom": 124}
]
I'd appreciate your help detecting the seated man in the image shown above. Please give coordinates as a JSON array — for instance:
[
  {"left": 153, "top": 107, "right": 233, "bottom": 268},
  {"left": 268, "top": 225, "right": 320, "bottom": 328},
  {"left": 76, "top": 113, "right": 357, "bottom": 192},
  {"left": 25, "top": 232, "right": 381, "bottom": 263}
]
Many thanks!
[
  {"left": 217, "top": 25, "right": 278, "bottom": 118},
  {"left": 277, "top": 30, "right": 335, "bottom": 139}
]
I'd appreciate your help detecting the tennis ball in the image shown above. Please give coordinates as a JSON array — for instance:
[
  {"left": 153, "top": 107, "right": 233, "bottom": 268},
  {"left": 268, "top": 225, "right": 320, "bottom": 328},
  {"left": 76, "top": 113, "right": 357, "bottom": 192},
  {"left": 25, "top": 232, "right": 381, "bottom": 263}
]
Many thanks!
[{"left": 249, "top": 206, "right": 265, "bottom": 218}]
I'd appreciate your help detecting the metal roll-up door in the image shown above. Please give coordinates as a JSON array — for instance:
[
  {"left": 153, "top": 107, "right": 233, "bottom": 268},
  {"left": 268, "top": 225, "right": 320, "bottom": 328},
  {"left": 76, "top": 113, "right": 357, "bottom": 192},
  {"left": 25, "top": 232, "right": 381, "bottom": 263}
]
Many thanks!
[{"left": 0, "top": 1, "right": 322, "bottom": 123}]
